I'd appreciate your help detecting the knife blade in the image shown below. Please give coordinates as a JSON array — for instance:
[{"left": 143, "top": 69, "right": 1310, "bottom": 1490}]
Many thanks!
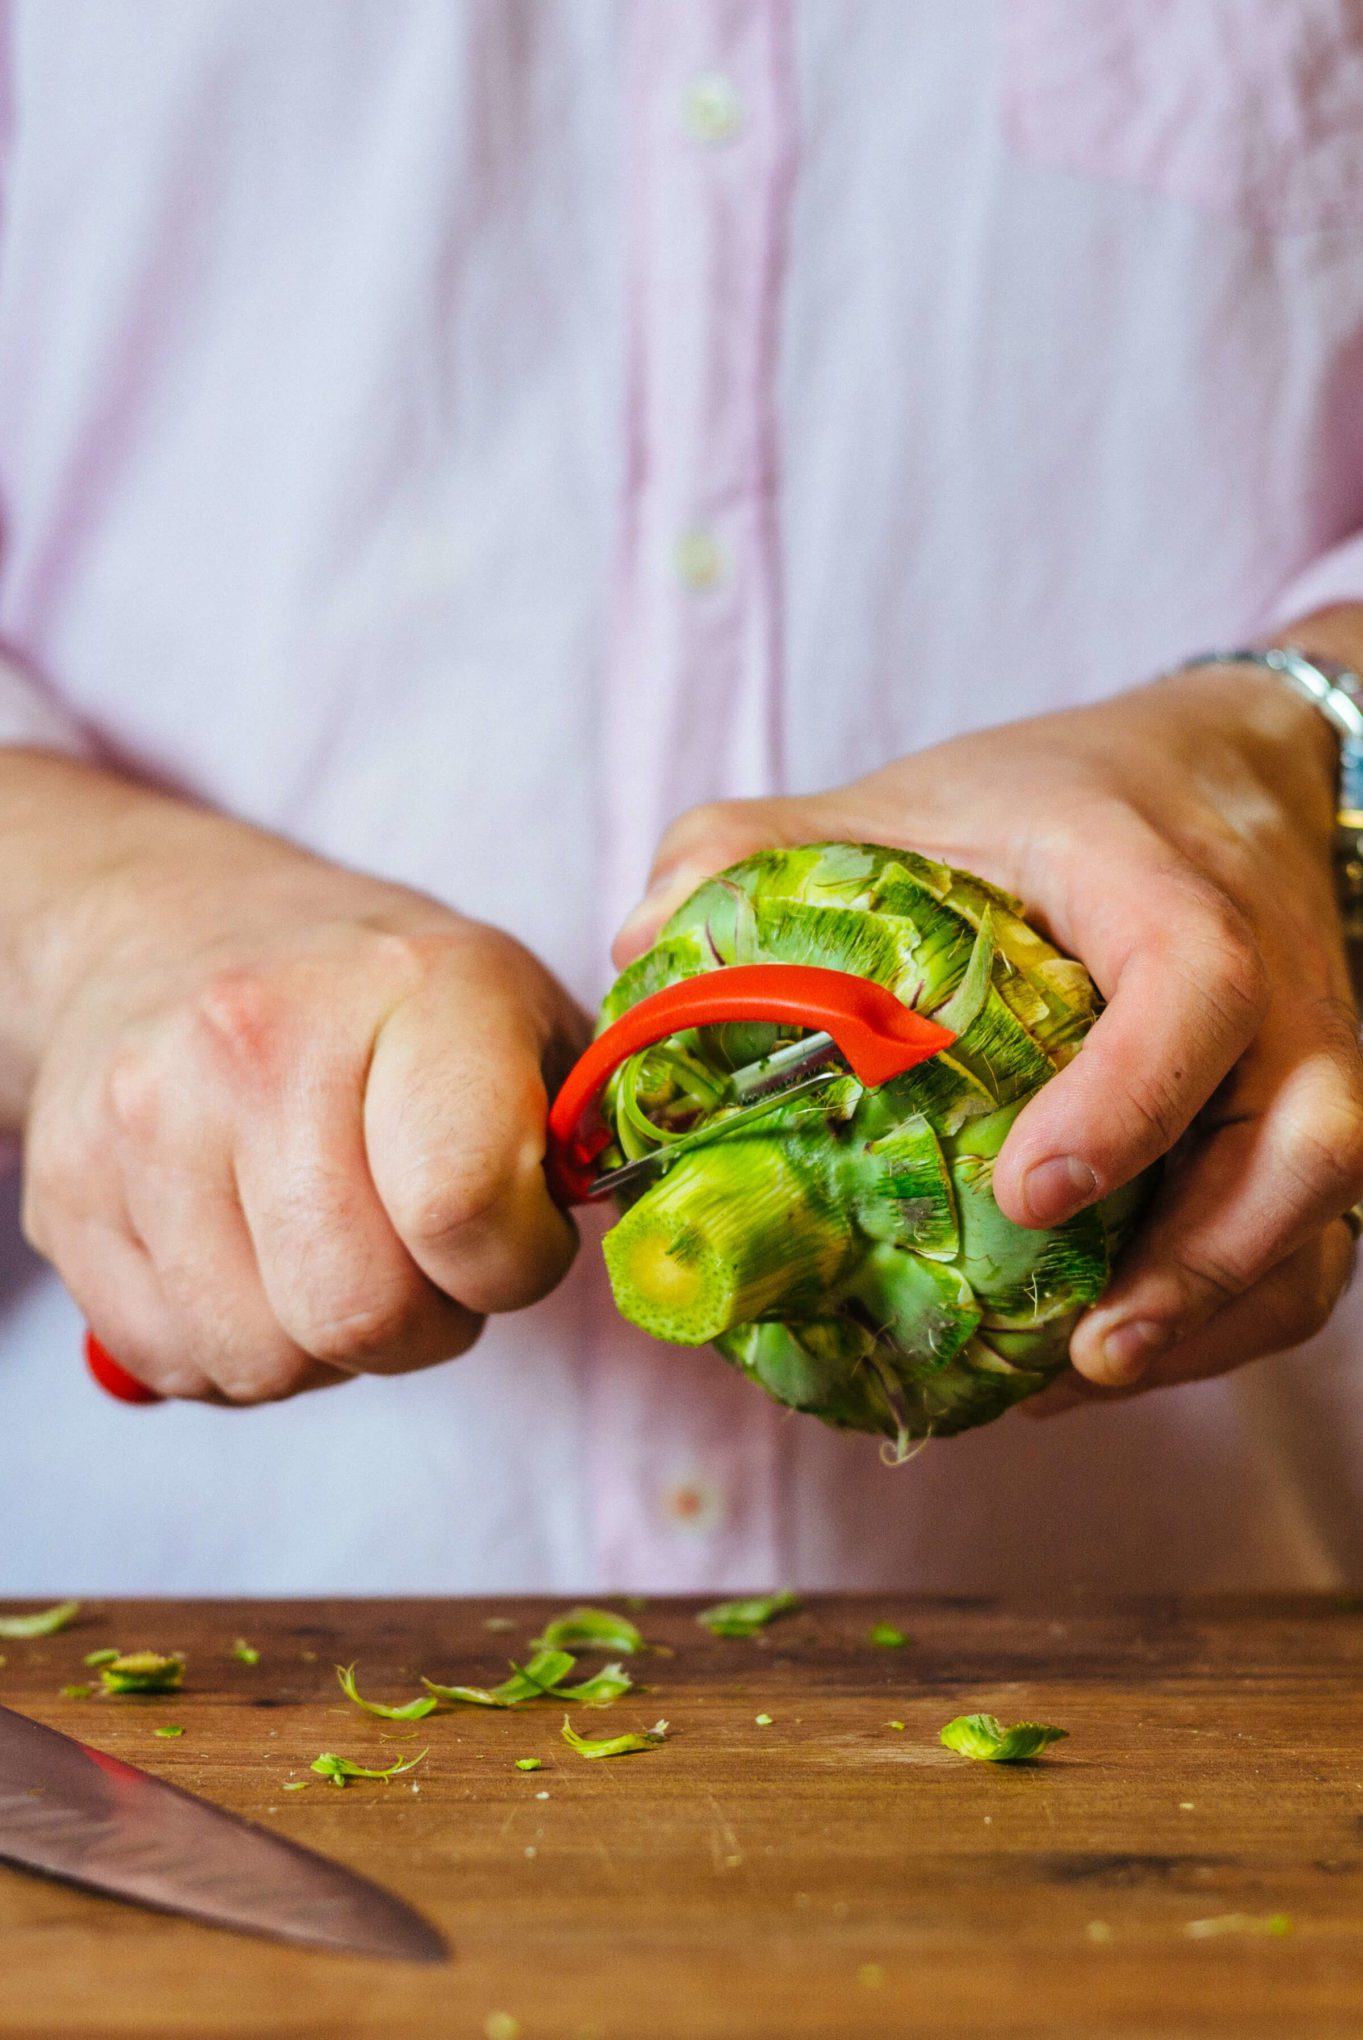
[{"left": 0, "top": 1702, "right": 447, "bottom": 1962}]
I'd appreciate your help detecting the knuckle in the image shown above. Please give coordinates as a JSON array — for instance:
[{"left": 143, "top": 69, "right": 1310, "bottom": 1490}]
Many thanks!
[
  {"left": 356, "top": 925, "right": 450, "bottom": 990},
  {"left": 143, "top": 1297, "right": 294, "bottom": 1401},
  {"left": 1164, "top": 875, "right": 1270, "bottom": 1022},
  {"left": 293, "top": 1290, "right": 419, "bottom": 1367},
  {"left": 392, "top": 1144, "right": 519, "bottom": 1250},
  {"left": 1277, "top": 1098, "right": 1363, "bottom": 1208},
  {"left": 1274, "top": 1262, "right": 1342, "bottom": 1350},
  {"left": 442, "top": 1310, "right": 486, "bottom": 1362},
  {"left": 122, "top": 1347, "right": 216, "bottom": 1402},
  {"left": 214, "top": 1354, "right": 309, "bottom": 1405},
  {"left": 1116, "top": 1063, "right": 1194, "bottom": 1154},
  {"left": 363, "top": 926, "right": 432, "bottom": 970},
  {"left": 1212, "top": 1231, "right": 1354, "bottom": 1362},
  {"left": 666, "top": 797, "right": 745, "bottom": 848},
  {"left": 106, "top": 1048, "right": 160, "bottom": 1143},
  {"left": 1314, "top": 991, "right": 1363, "bottom": 1068},
  {"left": 194, "top": 968, "right": 287, "bottom": 1083},
  {"left": 1171, "top": 1238, "right": 1248, "bottom": 1312},
  {"left": 1213, "top": 931, "right": 1271, "bottom": 1024},
  {"left": 1196, "top": 922, "right": 1269, "bottom": 1025},
  {"left": 653, "top": 799, "right": 767, "bottom": 882},
  {"left": 1305, "top": 1272, "right": 1343, "bottom": 1340}
]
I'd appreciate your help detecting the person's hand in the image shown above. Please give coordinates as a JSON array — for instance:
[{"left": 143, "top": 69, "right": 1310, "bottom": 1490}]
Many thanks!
[
  {"left": 613, "top": 657, "right": 1363, "bottom": 1405},
  {"left": 19, "top": 769, "right": 585, "bottom": 1402}
]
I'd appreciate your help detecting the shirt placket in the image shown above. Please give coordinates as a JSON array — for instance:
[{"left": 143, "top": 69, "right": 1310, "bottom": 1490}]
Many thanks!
[
  {"left": 602, "top": 0, "right": 793, "bottom": 927},
  {"left": 588, "top": 0, "right": 797, "bottom": 1590}
]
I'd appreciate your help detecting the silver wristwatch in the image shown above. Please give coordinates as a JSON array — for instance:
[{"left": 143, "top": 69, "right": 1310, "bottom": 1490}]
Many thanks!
[{"left": 1179, "top": 644, "right": 1363, "bottom": 939}]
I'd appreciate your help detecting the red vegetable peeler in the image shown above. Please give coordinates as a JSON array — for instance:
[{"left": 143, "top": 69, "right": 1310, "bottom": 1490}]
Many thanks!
[
  {"left": 544, "top": 962, "right": 955, "bottom": 1203},
  {"left": 86, "top": 962, "right": 955, "bottom": 1404}
]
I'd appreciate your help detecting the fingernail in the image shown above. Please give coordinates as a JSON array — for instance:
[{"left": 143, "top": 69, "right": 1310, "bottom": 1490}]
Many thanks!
[
  {"left": 1021, "top": 1154, "right": 1097, "bottom": 1227},
  {"left": 1093, "top": 1317, "right": 1171, "bottom": 1387}
]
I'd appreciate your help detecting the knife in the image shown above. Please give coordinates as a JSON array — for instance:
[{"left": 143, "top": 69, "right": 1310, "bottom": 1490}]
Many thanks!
[{"left": 0, "top": 1701, "right": 447, "bottom": 1961}]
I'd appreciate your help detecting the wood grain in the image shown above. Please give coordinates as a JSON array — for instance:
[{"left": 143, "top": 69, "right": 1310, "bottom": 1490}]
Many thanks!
[{"left": 1, "top": 1595, "right": 1362, "bottom": 2039}]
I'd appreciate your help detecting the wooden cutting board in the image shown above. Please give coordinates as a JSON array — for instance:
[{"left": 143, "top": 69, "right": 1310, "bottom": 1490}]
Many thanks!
[{"left": 1, "top": 1594, "right": 1362, "bottom": 2039}]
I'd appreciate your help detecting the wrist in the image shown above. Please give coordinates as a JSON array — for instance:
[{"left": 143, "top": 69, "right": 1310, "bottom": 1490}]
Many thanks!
[
  {"left": 1169, "top": 654, "right": 1338, "bottom": 827},
  {"left": 33, "top": 782, "right": 462, "bottom": 1027},
  {"left": 0, "top": 753, "right": 163, "bottom": 1119},
  {"left": 1170, "top": 634, "right": 1363, "bottom": 941},
  {"left": 12, "top": 766, "right": 311, "bottom": 1079},
  {"left": 1264, "top": 605, "right": 1363, "bottom": 796},
  {"left": 1268, "top": 600, "right": 1363, "bottom": 675}
]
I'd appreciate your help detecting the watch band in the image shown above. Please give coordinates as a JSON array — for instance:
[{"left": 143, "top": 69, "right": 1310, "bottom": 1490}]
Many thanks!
[{"left": 1179, "top": 645, "right": 1363, "bottom": 939}]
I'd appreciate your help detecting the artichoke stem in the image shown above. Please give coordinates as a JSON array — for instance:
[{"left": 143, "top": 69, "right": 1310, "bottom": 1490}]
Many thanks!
[{"left": 602, "top": 1135, "right": 853, "bottom": 1346}]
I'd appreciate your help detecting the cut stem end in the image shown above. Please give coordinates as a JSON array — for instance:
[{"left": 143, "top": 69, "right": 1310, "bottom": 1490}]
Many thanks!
[{"left": 603, "top": 1135, "right": 852, "bottom": 1345}]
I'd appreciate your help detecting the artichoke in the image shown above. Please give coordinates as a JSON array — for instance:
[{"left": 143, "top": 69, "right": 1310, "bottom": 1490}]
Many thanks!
[{"left": 596, "top": 842, "right": 1152, "bottom": 1453}]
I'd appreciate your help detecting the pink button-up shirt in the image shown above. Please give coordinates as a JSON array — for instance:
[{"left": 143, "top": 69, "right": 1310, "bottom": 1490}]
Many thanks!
[{"left": 4, "top": 1, "right": 1363, "bottom": 1596}]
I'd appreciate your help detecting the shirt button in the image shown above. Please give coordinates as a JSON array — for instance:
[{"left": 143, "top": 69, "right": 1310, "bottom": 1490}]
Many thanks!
[
  {"left": 682, "top": 73, "right": 744, "bottom": 145},
  {"left": 674, "top": 527, "right": 728, "bottom": 591},
  {"left": 657, "top": 1472, "right": 725, "bottom": 1536}
]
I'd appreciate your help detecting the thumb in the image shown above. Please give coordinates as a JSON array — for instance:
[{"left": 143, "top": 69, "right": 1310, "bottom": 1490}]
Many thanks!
[
  {"left": 611, "top": 796, "right": 832, "bottom": 969},
  {"left": 365, "top": 931, "right": 586, "bottom": 1315}
]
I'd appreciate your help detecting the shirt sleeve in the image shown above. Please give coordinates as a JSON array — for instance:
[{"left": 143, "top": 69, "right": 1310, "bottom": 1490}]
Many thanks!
[
  {"left": 1260, "top": 530, "right": 1363, "bottom": 638},
  {"left": 0, "top": 660, "right": 86, "bottom": 1175}
]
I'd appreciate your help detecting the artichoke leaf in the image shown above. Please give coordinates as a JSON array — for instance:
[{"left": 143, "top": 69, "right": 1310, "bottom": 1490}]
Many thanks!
[
  {"left": 749, "top": 898, "right": 913, "bottom": 994},
  {"left": 336, "top": 1663, "right": 438, "bottom": 1721},
  {"left": 561, "top": 1716, "right": 668, "bottom": 1759},
  {"left": 696, "top": 1590, "right": 800, "bottom": 1637},
  {"left": 860, "top": 1116, "right": 960, "bottom": 1258},
  {"left": 945, "top": 986, "right": 1055, "bottom": 1104},
  {"left": 100, "top": 1652, "right": 185, "bottom": 1696},
  {"left": 310, "top": 1748, "right": 428, "bottom": 1788},
  {"left": 717, "top": 1317, "right": 872, "bottom": 1412},
  {"left": 852, "top": 1243, "right": 982, "bottom": 1375},
  {"left": 421, "top": 1648, "right": 577, "bottom": 1708},
  {"left": 531, "top": 1607, "right": 648, "bottom": 1656},
  {"left": 932, "top": 909, "right": 996, "bottom": 1039},
  {"left": 597, "top": 931, "right": 712, "bottom": 1027},
  {"left": 940, "top": 1712, "right": 1068, "bottom": 1762},
  {"left": 950, "top": 1106, "right": 1108, "bottom": 1326},
  {"left": 0, "top": 1600, "right": 80, "bottom": 1640},
  {"left": 866, "top": 1050, "right": 995, "bottom": 1140}
]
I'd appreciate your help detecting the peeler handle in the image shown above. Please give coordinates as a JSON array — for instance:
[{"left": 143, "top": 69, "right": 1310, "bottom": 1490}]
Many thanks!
[
  {"left": 544, "top": 961, "right": 954, "bottom": 1205},
  {"left": 84, "top": 1330, "right": 163, "bottom": 1405}
]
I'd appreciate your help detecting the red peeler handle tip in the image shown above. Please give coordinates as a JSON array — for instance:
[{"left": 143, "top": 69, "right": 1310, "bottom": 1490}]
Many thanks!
[{"left": 84, "top": 1330, "right": 164, "bottom": 1406}]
